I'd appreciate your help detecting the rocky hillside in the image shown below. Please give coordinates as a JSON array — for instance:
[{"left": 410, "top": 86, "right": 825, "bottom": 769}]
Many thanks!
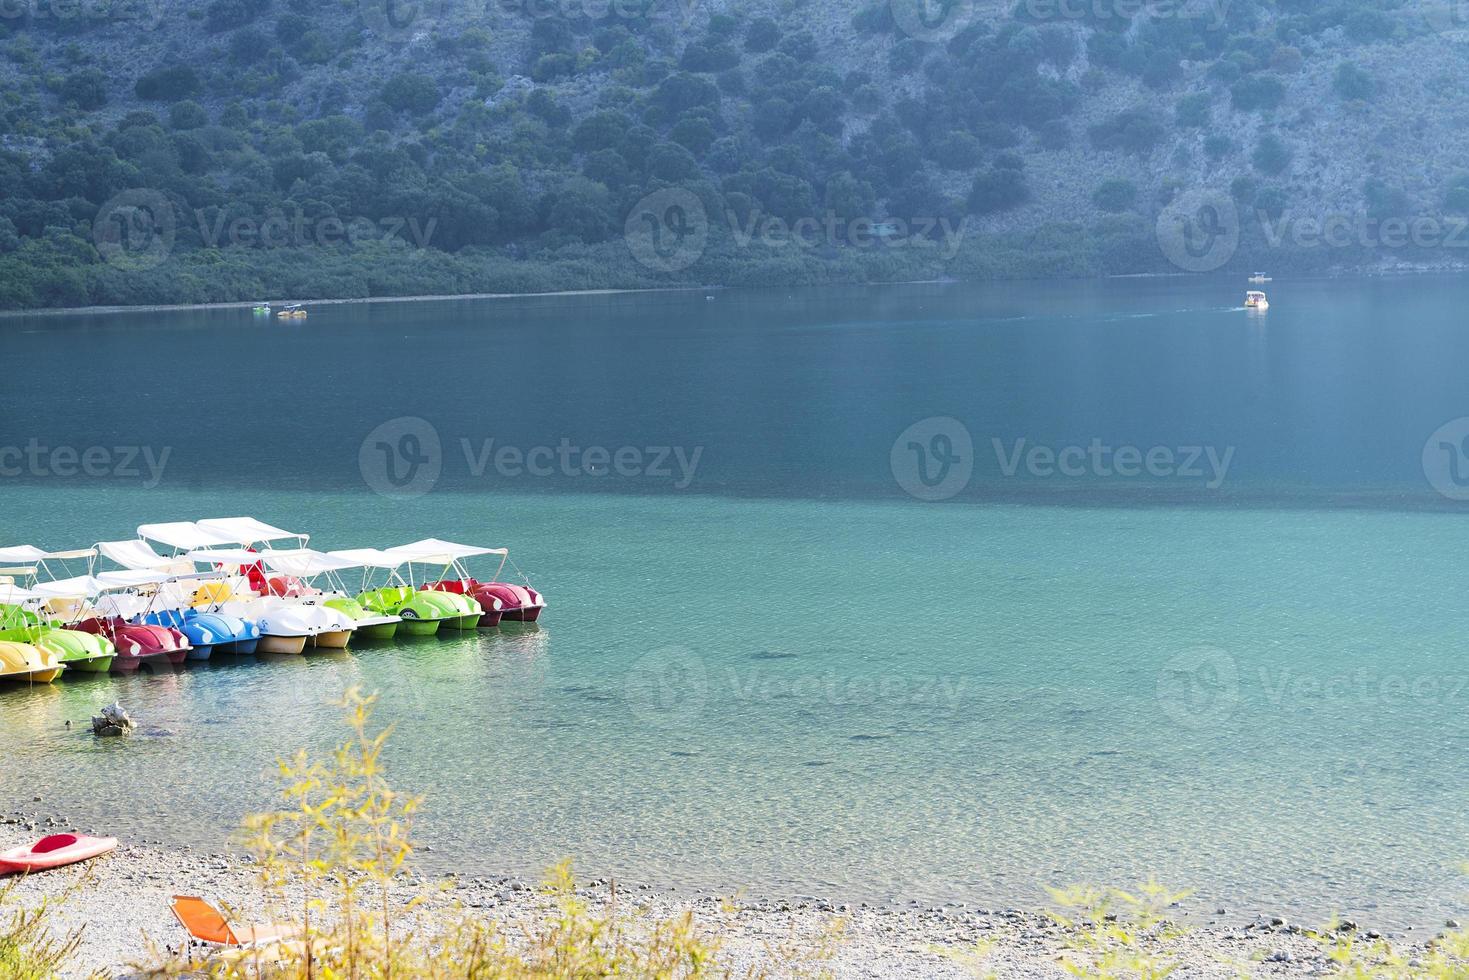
[{"left": 1, "top": 0, "right": 1466, "bottom": 308}]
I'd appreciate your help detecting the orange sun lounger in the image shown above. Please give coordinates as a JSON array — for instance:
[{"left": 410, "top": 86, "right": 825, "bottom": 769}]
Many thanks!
[{"left": 170, "top": 895, "right": 300, "bottom": 948}]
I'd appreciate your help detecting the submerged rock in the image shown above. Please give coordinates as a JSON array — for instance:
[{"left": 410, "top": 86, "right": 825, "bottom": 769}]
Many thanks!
[{"left": 92, "top": 702, "right": 136, "bottom": 737}]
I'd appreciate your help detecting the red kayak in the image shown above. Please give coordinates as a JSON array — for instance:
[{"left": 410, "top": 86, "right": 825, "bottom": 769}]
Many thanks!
[{"left": 0, "top": 834, "right": 118, "bottom": 873}]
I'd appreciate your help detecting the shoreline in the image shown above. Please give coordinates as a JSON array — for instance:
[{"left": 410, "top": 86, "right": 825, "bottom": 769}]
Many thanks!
[
  {"left": 2, "top": 265, "right": 1466, "bottom": 318},
  {"left": 0, "top": 816, "right": 1443, "bottom": 979},
  {"left": 0, "top": 285, "right": 713, "bottom": 319}
]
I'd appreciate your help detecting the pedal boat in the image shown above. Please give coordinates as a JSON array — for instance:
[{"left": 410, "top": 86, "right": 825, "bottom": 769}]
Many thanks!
[
  {"left": 0, "top": 591, "right": 116, "bottom": 673},
  {"left": 0, "top": 640, "right": 63, "bottom": 683},
  {"left": 34, "top": 572, "right": 192, "bottom": 671},
  {"left": 180, "top": 546, "right": 363, "bottom": 652},
  {"left": 327, "top": 548, "right": 466, "bottom": 635},
  {"left": 390, "top": 539, "right": 546, "bottom": 625},
  {"left": 93, "top": 540, "right": 262, "bottom": 658},
  {"left": 138, "top": 608, "right": 261, "bottom": 660},
  {"left": 248, "top": 549, "right": 402, "bottom": 642}
]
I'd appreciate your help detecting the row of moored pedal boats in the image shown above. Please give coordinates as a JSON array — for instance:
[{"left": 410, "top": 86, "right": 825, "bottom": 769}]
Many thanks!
[{"left": 0, "top": 517, "right": 546, "bottom": 681}]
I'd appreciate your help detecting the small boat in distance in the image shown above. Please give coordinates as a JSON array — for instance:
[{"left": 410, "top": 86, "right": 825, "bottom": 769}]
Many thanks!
[
  {"left": 276, "top": 304, "right": 307, "bottom": 320},
  {"left": 1248, "top": 273, "right": 1272, "bottom": 284},
  {"left": 252, "top": 303, "right": 271, "bottom": 315},
  {"left": 1245, "top": 290, "right": 1269, "bottom": 310}
]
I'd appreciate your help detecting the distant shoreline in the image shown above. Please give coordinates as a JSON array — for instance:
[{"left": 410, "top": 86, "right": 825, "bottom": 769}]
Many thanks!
[
  {"left": 3, "top": 263, "right": 1467, "bottom": 318},
  {"left": 0, "top": 285, "right": 714, "bottom": 319}
]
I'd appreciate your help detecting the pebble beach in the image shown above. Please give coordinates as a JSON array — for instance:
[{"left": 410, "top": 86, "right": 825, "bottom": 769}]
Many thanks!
[{"left": 1, "top": 815, "right": 1446, "bottom": 979}]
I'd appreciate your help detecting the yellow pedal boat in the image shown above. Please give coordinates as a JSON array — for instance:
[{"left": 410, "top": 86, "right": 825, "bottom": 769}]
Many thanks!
[{"left": 0, "top": 640, "right": 64, "bottom": 683}]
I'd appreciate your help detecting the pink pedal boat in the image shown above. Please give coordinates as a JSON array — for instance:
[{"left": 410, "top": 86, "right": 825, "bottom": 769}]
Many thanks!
[
  {"left": 386, "top": 539, "right": 546, "bottom": 626},
  {"left": 35, "top": 572, "right": 193, "bottom": 670}
]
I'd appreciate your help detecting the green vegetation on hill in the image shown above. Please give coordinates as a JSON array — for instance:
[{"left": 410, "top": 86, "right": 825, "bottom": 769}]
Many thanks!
[{"left": 0, "top": 0, "right": 1458, "bottom": 309}]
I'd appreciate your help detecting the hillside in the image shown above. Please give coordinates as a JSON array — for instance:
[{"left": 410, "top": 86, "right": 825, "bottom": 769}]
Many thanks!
[{"left": 2, "top": 0, "right": 1467, "bottom": 308}]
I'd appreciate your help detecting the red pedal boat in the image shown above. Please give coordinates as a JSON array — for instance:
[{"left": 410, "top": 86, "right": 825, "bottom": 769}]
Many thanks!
[
  {"left": 73, "top": 616, "right": 190, "bottom": 669},
  {"left": 0, "top": 834, "right": 118, "bottom": 874},
  {"left": 388, "top": 538, "right": 547, "bottom": 626}
]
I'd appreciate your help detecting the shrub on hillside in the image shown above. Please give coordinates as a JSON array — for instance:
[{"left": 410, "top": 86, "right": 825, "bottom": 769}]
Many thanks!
[
  {"left": 1334, "top": 61, "right": 1375, "bottom": 101},
  {"left": 60, "top": 69, "right": 107, "bottom": 110},
  {"left": 1176, "top": 93, "right": 1211, "bottom": 128},
  {"left": 134, "top": 65, "right": 200, "bottom": 101},
  {"left": 380, "top": 73, "right": 439, "bottom": 114},
  {"left": 1092, "top": 180, "right": 1137, "bottom": 213},
  {"left": 1088, "top": 108, "right": 1165, "bottom": 155},
  {"left": 1230, "top": 74, "right": 1285, "bottom": 112},
  {"left": 1252, "top": 134, "right": 1291, "bottom": 175},
  {"left": 970, "top": 167, "right": 1030, "bottom": 214}
]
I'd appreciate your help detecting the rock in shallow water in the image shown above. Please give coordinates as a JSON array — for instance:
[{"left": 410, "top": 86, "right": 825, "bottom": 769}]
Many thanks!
[{"left": 92, "top": 702, "right": 136, "bottom": 737}]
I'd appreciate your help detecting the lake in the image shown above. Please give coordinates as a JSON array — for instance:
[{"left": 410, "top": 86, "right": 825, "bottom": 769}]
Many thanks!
[{"left": 3, "top": 274, "right": 1469, "bottom": 926}]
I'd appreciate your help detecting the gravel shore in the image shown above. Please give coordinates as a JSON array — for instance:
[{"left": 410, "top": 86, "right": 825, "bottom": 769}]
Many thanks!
[{"left": 0, "top": 815, "right": 1440, "bottom": 979}]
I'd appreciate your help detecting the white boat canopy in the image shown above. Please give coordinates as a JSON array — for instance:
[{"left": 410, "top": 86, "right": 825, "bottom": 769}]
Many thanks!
[
  {"left": 383, "top": 539, "right": 507, "bottom": 563},
  {"left": 197, "top": 517, "right": 309, "bottom": 545},
  {"left": 137, "top": 522, "right": 238, "bottom": 551},
  {"left": 95, "top": 539, "right": 182, "bottom": 571},
  {"left": 0, "top": 545, "right": 95, "bottom": 562},
  {"left": 326, "top": 548, "right": 408, "bottom": 569},
  {"left": 183, "top": 549, "right": 271, "bottom": 567},
  {"left": 34, "top": 570, "right": 173, "bottom": 598},
  {"left": 0, "top": 583, "right": 40, "bottom": 604},
  {"left": 256, "top": 549, "right": 365, "bottom": 577},
  {"left": 0, "top": 546, "right": 51, "bottom": 564},
  {"left": 183, "top": 548, "right": 360, "bottom": 577}
]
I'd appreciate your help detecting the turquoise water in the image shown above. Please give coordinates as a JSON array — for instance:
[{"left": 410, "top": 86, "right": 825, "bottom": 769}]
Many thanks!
[{"left": 3, "top": 277, "right": 1469, "bottom": 926}]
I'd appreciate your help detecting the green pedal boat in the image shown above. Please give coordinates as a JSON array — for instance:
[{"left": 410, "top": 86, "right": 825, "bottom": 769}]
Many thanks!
[{"left": 0, "top": 598, "right": 115, "bottom": 674}]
